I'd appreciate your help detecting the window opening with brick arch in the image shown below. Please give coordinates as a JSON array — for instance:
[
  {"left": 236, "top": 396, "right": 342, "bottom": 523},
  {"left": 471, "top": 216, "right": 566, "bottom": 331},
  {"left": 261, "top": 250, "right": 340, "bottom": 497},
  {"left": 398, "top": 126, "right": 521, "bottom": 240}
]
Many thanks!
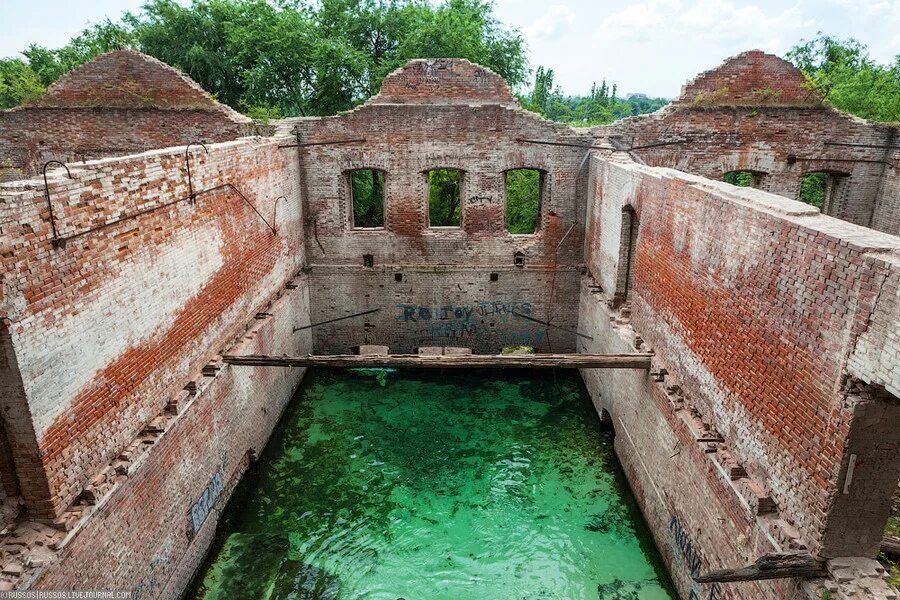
[
  {"left": 427, "top": 169, "right": 462, "bottom": 227},
  {"left": 505, "top": 168, "right": 543, "bottom": 234},
  {"left": 723, "top": 170, "right": 765, "bottom": 188},
  {"left": 800, "top": 171, "right": 849, "bottom": 213},
  {"left": 350, "top": 169, "right": 385, "bottom": 228}
]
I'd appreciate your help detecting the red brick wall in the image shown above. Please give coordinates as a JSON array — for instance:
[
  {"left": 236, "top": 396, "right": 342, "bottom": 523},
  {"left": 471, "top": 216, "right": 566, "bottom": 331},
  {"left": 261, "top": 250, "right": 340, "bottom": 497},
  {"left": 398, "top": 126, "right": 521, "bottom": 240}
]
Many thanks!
[
  {"left": 0, "top": 108, "right": 248, "bottom": 181},
  {"left": 0, "top": 51, "right": 251, "bottom": 181},
  {"left": 582, "top": 156, "right": 900, "bottom": 566},
  {"left": 287, "top": 99, "right": 591, "bottom": 353},
  {"left": 676, "top": 50, "right": 820, "bottom": 107},
  {"left": 31, "top": 51, "right": 226, "bottom": 110},
  {"left": 872, "top": 147, "right": 900, "bottom": 236},
  {"left": 371, "top": 59, "right": 517, "bottom": 105},
  {"left": 33, "top": 278, "right": 312, "bottom": 597},
  {"left": 0, "top": 138, "right": 303, "bottom": 517},
  {"left": 604, "top": 106, "right": 896, "bottom": 231},
  {"left": 600, "top": 51, "right": 899, "bottom": 236}
]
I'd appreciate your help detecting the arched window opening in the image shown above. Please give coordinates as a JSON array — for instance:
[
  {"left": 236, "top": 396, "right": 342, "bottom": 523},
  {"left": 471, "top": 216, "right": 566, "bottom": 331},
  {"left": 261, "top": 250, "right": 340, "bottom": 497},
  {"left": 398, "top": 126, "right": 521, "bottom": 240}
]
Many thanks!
[
  {"left": 350, "top": 169, "right": 385, "bottom": 228},
  {"left": 505, "top": 169, "right": 543, "bottom": 234},
  {"left": 427, "top": 169, "right": 462, "bottom": 227}
]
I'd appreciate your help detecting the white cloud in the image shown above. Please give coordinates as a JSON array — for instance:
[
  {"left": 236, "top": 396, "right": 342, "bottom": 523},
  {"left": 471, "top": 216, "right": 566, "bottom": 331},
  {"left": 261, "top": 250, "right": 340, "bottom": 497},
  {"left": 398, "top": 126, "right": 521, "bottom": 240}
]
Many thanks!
[
  {"left": 600, "top": 0, "right": 815, "bottom": 48},
  {"left": 524, "top": 4, "right": 577, "bottom": 42}
]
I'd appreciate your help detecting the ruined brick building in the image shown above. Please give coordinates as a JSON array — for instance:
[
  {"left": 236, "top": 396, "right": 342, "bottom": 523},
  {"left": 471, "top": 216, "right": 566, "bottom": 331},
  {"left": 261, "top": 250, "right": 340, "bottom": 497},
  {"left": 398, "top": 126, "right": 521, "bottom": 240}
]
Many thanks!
[{"left": 0, "top": 50, "right": 898, "bottom": 599}]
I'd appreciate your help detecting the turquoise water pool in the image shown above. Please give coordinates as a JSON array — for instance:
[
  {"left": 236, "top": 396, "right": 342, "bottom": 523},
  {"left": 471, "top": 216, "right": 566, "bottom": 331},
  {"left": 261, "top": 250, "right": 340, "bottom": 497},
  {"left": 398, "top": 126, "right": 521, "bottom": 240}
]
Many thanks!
[{"left": 188, "top": 369, "right": 676, "bottom": 600}]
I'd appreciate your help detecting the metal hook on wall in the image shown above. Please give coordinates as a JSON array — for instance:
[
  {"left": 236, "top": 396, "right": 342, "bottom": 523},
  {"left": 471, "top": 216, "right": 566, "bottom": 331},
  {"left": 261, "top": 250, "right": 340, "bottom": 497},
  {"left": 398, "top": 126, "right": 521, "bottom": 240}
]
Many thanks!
[
  {"left": 42, "top": 160, "right": 73, "bottom": 249},
  {"left": 272, "top": 196, "right": 286, "bottom": 234},
  {"left": 184, "top": 142, "right": 209, "bottom": 204}
]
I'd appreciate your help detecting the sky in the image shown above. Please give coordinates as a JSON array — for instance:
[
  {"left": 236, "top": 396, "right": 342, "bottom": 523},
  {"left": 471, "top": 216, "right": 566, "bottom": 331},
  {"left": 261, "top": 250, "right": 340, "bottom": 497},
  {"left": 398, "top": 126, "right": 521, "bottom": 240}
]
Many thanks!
[{"left": 1, "top": 0, "right": 898, "bottom": 98}]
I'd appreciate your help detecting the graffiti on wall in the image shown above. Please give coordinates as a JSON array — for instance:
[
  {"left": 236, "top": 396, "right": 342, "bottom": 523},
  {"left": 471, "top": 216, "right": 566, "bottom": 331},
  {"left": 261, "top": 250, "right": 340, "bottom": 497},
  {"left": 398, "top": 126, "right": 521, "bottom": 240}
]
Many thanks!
[
  {"left": 189, "top": 467, "right": 225, "bottom": 539},
  {"left": 395, "top": 300, "right": 547, "bottom": 345},
  {"left": 669, "top": 515, "right": 728, "bottom": 600}
]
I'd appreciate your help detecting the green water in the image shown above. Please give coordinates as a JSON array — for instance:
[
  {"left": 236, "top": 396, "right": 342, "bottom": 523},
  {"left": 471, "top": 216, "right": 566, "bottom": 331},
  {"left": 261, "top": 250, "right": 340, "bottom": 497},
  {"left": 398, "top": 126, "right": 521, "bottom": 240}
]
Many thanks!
[{"left": 188, "top": 369, "right": 677, "bottom": 600}]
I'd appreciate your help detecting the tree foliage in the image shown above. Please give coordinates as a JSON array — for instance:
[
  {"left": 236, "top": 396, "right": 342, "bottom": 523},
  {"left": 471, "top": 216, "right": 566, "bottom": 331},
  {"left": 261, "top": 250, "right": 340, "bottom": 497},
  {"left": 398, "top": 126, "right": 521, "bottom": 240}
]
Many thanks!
[
  {"left": 351, "top": 169, "right": 385, "bottom": 228},
  {"left": 505, "top": 169, "right": 540, "bottom": 234},
  {"left": 428, "top": 169, "right": 461, "bottom": 226},
  {"left": 520, "top": 66, "right": 668, "bottom": 126},
  {"left": 787, "top": 33, "right": 900, "bottom": 122},
  {"left": 0, "top": 0, "right": 526, "bottom": 115},
  {"left": 799, "top": 172, "right": 828, "bottom": 209},
  {"left": 0, "top": 59, "right": 45, "bottom": 108},
  {"left": 723, "top": 171, "right": 754, "bottom": 187}
]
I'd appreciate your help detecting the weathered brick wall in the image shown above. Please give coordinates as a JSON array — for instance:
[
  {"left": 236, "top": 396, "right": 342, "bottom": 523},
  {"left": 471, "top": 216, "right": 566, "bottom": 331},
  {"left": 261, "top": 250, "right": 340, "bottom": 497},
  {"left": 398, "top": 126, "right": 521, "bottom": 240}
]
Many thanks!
[
  {"left": 579, "top": 284, "right": 796, "bottom": 600},
  {"left": 370, "top": 58, "right": 517, "bottom": 105},
  {"left": 285, "top": 65, "right": 592, "bottom": 353},
  {"left": 0, "top": 50, "right": 252, "bottom": 181},
  {"left": 32, "top": 276, "right": 312, "bottom": 597},
  {"left": 872, "top": 147, "right": 900, "bottom": 236},
  {"left": 676, "top": 50, "right": 821, "bottom": 107},
  {"left": 0, "top": 137, "right": 303, "bottom": 518},
  {"left": 600, "top": 52, "right": 900, "bottom": 235},
  {"left": 307, "top": 266, "right": 581, "bottom": 353},
  {"left": 580, "top": 155, "right": 900, "bottom": 599},
  {"left": 0, "top": 108, "right": 249, "bottom": 182}
]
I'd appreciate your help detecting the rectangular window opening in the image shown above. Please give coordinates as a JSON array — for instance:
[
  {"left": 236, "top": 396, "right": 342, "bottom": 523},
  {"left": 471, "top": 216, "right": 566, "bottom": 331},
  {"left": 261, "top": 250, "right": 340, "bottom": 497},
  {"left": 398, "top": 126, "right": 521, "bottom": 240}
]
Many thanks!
[
  {"left": 428, "top": 169, "right": 462, "bottom": 227},
  {"left": 505, "top": 169, "right": 542, "bottom": 234},
  {"left": 351, "top": 169, "right": 385, "bottom": 228},
  {"left": 723, "top": 170, "right": 761, "bottom": 188},
  {"left": 800, "top": 172, "right": 841, "bottom": 210}
]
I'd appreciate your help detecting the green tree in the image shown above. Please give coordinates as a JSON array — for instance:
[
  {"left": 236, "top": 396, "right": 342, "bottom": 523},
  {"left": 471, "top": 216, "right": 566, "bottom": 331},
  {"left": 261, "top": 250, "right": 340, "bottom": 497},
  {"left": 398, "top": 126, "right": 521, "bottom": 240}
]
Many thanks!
[
  {"left": 723, "top": 171, "right": 753, "bottom": 187},
  {"left": 428, "top": 169, "right": 461, "bottom": 226},
  {"left": 787, "top": 33, "right": 900, "bottom": 122},
  {"left": 1, "top": 0, "right": 527, "bottom": 117},
  {"left": 0, "top": 59, "right": 45, "bottom": 108},
  {"left": 521, "top": 66, "right": 667, "bottom": 126},
  {"left": 351, "top": 169, "right": 385, "bottom": 227},
  {"left": 23, "top": 19, "right": 133, "bottom": 86},
  {"left": 505, "top": 169, "right": 540, "bottom": 233},
  {"left": 799, "top": 172, "right": 828, "bottom": 208}
]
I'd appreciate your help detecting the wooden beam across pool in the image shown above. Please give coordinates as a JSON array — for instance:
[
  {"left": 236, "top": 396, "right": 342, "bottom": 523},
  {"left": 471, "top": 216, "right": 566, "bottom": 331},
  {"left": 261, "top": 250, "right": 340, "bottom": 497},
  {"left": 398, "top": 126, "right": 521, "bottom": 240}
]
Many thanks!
[{"left": 220, "top": 353, "right": 653, "bottom": 370}]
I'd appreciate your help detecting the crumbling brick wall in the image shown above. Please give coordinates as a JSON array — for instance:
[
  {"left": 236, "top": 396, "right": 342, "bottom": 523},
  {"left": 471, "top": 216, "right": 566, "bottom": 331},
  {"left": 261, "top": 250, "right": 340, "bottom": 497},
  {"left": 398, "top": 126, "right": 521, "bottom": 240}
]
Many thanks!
[
  {"left": 0, "top": 137, "right": 303, "bottom": 518},
  {"left": 32, "top": 278, "right": 312, "bottom": 597},
  {"left": 0, "top": 51, "right": 252, "bottom": 181},
  {"left": 580, "top": 154, "right": 900, "bottom": 598},
  {"left": 872, "top": 148, "right": 900, "bottom": 235},
  {"left": 0, "top": 52, "right": 897, "bottom": 600},
  {"left": 285, "top": 59, "right": 592, "bottom": 354},
  {"left": 602, "top": 51, "right": 900, "bottom": 236}
]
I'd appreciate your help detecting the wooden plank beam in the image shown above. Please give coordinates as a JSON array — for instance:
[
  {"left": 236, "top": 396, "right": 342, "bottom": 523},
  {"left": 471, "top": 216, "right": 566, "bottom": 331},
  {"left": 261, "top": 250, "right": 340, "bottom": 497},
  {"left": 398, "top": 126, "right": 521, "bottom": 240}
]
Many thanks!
[
  {"left": 693, "top": 553, "right": 826, "bottom": 583},
  {"left": 221, "top": 353, "right": 653, "bottom": 370},
  {"left": 883, "top": 536, "right": 900, "bottom": 557}
]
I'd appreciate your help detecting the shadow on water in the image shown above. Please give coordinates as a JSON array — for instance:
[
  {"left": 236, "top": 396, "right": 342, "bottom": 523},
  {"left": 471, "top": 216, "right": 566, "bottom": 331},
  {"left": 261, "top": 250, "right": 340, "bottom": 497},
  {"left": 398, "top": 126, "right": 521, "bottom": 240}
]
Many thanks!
[{"left": 185, "top": 368, "right": 677, "bottom": 600}]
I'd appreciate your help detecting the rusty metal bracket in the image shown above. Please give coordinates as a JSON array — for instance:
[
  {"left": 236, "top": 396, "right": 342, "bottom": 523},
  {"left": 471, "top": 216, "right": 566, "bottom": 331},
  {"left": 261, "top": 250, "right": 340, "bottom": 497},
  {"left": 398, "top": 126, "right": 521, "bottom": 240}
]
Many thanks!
[
  {"left": 184, "top": 142, "right": 209, "bottom": 204},
  {"left": 42, "top": 160, "right": 73, "bottom": 249}
]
